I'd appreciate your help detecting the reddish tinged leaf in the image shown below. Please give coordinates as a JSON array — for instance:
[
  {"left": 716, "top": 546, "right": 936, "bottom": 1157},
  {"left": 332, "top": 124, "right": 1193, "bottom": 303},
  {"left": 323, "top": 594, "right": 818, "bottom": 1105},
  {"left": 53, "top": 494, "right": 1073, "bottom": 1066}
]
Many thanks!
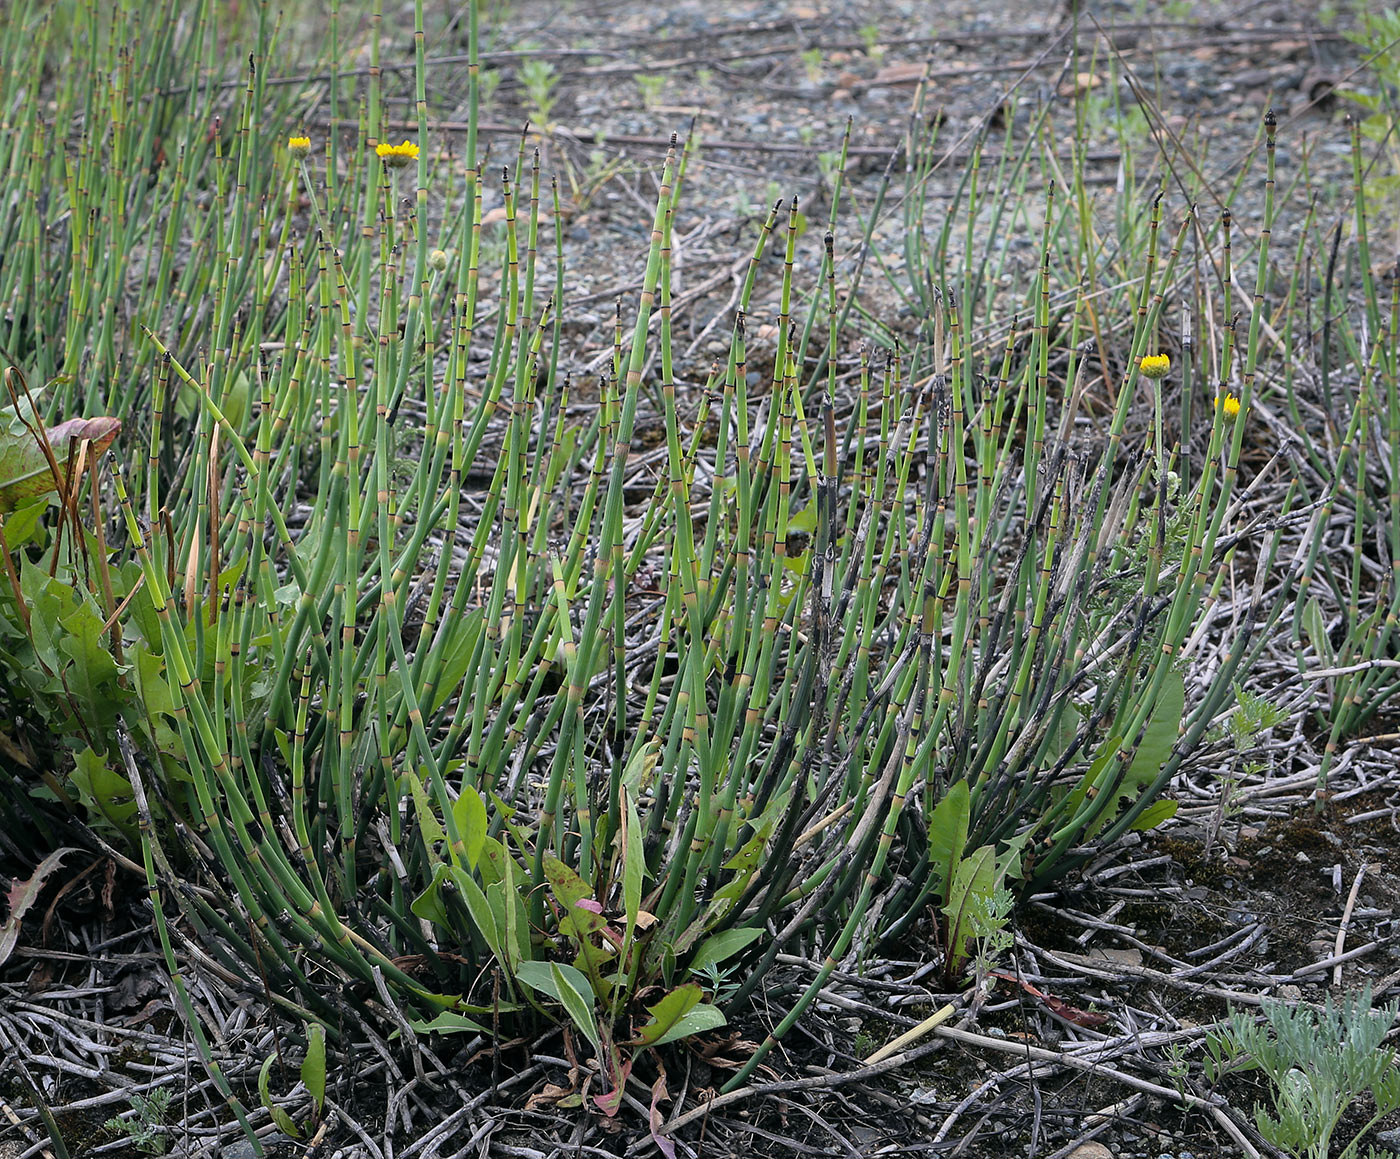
[
  {"left": 592, "top": 1054, "right": 632, "bottom": 1117},
  {"left": 45, "top": 417, "right": 121, "bottom": 456},
  {"left": 1042, "top": 994, "right": 1110, "bottom": 1030},
  {"left": 650, "top": 1071, "right": 676, "bottom": 1159},
  {"left": 1, "top": 848, "right": 80, "bottom": 967},
  {"left": 0, "top": 416, "right": 121, "bottom": 513},
  {"left": 991, "top": 971, "right": 1111, "bottom": 1030}
]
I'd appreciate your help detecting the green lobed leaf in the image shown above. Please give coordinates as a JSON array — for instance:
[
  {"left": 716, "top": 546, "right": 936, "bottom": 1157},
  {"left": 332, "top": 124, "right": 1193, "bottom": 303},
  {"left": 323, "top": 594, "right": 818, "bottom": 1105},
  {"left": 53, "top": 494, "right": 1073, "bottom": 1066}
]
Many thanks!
[
  {"left": 942, "top": 845, "right": 995, "bottom": 970},
  {"left": 70, "top": 747, "right": 137, "bottom": 831}
]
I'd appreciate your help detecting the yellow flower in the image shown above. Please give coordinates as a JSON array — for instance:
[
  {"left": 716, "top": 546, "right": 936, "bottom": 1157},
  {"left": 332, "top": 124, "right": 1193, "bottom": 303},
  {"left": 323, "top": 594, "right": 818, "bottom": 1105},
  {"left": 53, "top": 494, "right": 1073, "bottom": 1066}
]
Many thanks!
[
  {"left": 376, "top": 139, "right": 420, "bottom": 169},
  {"left": 287, "top": 135, "right": 311, "bottom": 158},
  {"left": 1219, "top": 393, "right": 1241, "bottom": 418},
  {"left": 1139, "top": 353, "right": 1170, "bottom": 379}
]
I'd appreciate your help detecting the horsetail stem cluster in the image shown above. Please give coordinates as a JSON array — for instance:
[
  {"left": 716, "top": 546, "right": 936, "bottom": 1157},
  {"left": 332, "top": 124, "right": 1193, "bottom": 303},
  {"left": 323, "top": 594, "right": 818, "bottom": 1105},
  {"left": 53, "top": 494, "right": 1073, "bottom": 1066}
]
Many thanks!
[{"left": 0, "top": 0, "right": 1395, "bottom": 1130}]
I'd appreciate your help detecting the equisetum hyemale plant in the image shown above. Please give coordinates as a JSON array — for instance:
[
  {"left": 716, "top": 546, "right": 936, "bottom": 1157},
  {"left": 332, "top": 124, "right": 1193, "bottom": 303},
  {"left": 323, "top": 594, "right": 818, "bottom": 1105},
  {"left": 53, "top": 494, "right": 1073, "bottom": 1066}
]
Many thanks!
[{"left": 12, "top": 0, "right": 1396, "bottom": 1123}]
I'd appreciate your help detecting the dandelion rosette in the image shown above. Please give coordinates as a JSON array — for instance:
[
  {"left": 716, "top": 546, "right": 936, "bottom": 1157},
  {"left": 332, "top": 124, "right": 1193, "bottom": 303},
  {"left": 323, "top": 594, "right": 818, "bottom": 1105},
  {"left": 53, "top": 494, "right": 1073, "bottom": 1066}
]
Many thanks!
[
  {"left": 1139, "top": 353, "right": 1171, "bottom": 379},
  {"left": 287, "top": 135, "right": 311, "bottom": 159},
  {"left": 376, "top": 139, "right": 420, "bottom": 169}
]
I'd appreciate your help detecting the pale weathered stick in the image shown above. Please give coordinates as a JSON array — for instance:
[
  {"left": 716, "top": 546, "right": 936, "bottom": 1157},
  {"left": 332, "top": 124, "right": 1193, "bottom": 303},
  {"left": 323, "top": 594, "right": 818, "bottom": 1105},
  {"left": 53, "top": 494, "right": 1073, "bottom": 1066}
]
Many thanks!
[
  {"left": 861, "top": 1001, "right": 957, "bottom": 1065},
  {"left": 1333, "top": 861, "right": 1368, "bottom": 987}
]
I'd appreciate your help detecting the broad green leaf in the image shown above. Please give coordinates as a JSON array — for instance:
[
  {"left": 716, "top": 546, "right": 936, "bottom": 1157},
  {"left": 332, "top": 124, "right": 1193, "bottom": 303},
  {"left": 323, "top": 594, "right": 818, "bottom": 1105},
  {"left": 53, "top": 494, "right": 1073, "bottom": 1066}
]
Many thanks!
[
  {"left": 427, "top": 609, "right": 485, "bottom": 713},
  {"left": 621, "top": 737, "right": 661, "bottom": 794},
  {"left": 496, "top": 809, "right": 537, "bottom": 867},
  {"left": 0, "top": 384, "right": 48, "bottom": 433},
  {"left": 213, "top": 556, "right": 247, "bottom": 598},
  {"left": 0, "top": 498, "right": 48, "bottom": 549},
  {"left": 301, "top": 1024, "right": 326, "bottom": 1110},
  {"left": 621, "top": 787, "right": 644, "bottom": 949},
  {"left": 258, "top": 1055, "right": 301, "bottom": 1139},
  {"left": 785, "top": 504, "right": 818, "bottom": 535},
  {"left": 632, "top": 983, "right": 700, "bottom": 1045},
  {"left": 689, "top": 927, "right": 764, "bottom": 976},
  {"left": 272, "top": 727, "right": 294, "bottom": 775},
  {"left": 451, "top": 785, "right": 488, "bottom": 869},
  {"left": 410, "top": 862, "right": 456, "bottom": 928},
  {"left": 1051, "top": 736, "right": 1123, "bottom": 842},
  {"left": 485, "top": 875, "right": 529, "bottom": 972},
  {"left": 476, "top": 835, "right": 509, "bottom": 888},
  {"left": 712, "top": 788, "right": 791, "bottom": 908},
  {"left": 1337, "top": 88, "right": 1380, "bottom": 111},
  {"left": 220, "top": 369, "right": 250, "bottom": 431},
  {"left": 1092, "top": 668, "right": 1188, "bottom": 839},
  {"left": 406, "top": 773, "right": 446, "bottom": 859},
  {"left": 543, "top": 855, "right": 592, "bottom": 910},
  {"left": 464, "top": 873, "right": 507, "bottom": 965},
  {"left": 516, "top": 961, "right": 600, "bottom": 1050},
  {"left": 631, "top": 983, "right": 727, "bottom": 1048},
  {"left": 1302, "top": 597, "right": 1333, "bottom": 667},
  {"left": 560, "top": 901, "right": 609, "bottom": 937},
  {"left": 1130, "top": 798, "right": 1179, "bottom": 831},
  {"left": 413, "top": 862, "right": 519, "bottom": 970},
  {"left": 552, "top": 963, "right": 601, "bottom": 1051},
  {"left": 649, "top": 1005, "right": 726, "bottom": 1048},
  {"left": 1038, "top": 702, "right": 1083, "bottom": 768},
  {"left": 1123, "top": 669, "right": 1185, "bottom": 795},
  {"left": 927, "top": 780, "right": 970, "bottom": 906},
  {"left": 407, "top": 1010, "right": 491, "bottom": 1036}
]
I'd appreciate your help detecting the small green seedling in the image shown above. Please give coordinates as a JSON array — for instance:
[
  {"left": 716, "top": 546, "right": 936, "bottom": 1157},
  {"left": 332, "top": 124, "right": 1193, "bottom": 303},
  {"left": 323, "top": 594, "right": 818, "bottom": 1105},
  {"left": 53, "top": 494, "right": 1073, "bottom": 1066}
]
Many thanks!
[{"left": 104, "top": 1088, "right": 173, "bottom": 1156}]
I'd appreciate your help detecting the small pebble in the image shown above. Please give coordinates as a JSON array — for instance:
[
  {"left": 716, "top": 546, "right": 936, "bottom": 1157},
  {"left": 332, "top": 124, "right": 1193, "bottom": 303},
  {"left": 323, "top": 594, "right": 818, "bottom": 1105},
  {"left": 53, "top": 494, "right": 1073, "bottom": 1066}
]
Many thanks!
[{"left": 220, "top": 1131, "right": 294, "bottom": 1159}]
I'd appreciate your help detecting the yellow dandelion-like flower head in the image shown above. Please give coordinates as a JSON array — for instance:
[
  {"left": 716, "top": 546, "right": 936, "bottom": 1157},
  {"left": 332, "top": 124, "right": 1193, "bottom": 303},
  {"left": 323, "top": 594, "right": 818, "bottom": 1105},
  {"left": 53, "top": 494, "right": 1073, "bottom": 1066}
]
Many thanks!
[
  {"left": 287, "top": 135, "right": 312, "bottom": 158},
  {"left": 1139, "top": 353, "right": 1171, "bottom": 380},
  {"left": 376, "top": 139, "right": 420, "bottom": 168},
  {"left": 1219, "top": 392, "right": 1241, "bottom": 418}
]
